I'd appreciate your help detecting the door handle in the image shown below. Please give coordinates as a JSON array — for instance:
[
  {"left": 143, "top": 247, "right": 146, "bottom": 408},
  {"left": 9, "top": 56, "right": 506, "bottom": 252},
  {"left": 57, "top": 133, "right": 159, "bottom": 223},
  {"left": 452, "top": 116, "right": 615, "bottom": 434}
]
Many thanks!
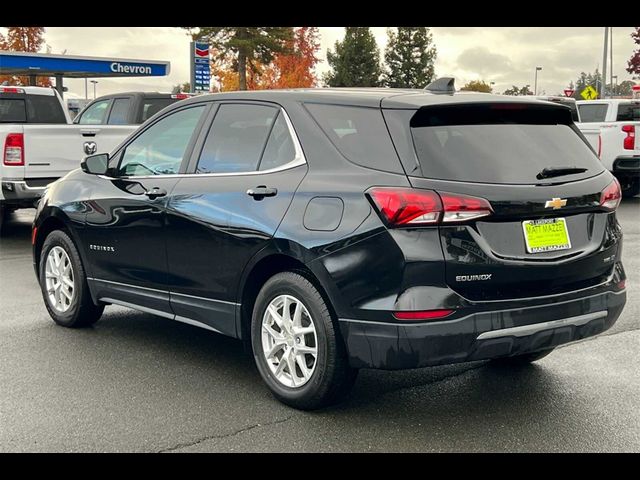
[
  {"left": 80, "top": 129, "right": 100, "bottom": 137},
  {"left": 144, "top": 187, "right": 167, "bottom": 200},
  {"left": 247, "top": 186, "right": 278, "bottom": 200}
]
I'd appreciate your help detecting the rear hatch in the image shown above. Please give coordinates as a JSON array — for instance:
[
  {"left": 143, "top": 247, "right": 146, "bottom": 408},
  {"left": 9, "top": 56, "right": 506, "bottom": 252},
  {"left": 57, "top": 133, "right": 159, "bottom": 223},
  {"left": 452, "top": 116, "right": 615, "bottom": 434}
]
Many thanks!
[{"left": 383, "top": 101, "right": 622, "bottom": 301}]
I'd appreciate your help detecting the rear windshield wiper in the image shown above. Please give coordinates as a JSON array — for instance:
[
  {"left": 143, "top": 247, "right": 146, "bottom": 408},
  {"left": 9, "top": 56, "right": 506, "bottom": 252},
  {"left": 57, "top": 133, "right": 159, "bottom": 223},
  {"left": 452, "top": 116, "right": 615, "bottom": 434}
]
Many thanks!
[{"left": 536, "top": 166, "right": 588, "bottom": 180}]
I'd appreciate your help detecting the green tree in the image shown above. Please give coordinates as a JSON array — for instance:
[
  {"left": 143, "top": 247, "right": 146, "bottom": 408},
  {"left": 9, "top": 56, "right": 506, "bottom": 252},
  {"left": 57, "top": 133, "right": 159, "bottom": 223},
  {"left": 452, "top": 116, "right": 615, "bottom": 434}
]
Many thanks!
[
  {"left": 184, "top": 27, "right": 293, "bottom": 90},
  {"left": 383, "top": 27, "right": 436, "bottom": 88},
  {"left": 572, "top": 70, "right": 602, "bottom": 99},
  {"left": 323, "top": 27, "right": 382, "bottom": 87},
  {"left": 609, "top": 80, "right": 636, "bottom": 97},
  {"left": 460, "top": 80, "right": 492, "bottom": 93},
  {"left": 503, "top": 85, "right": 533, "bottom": 96}
]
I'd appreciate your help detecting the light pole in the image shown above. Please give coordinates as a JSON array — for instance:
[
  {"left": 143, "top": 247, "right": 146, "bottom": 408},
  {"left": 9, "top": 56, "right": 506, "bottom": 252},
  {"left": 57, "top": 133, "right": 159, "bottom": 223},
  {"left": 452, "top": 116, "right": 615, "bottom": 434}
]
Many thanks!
[
  {"left": 534, "top": 66, "right": 542, "bottom": 95},
  {"left": 90, "top": 80, "right": 98, "bottom": 99},
  {"left": 612, "top": 75, "right": 618, "bottom": 96}
]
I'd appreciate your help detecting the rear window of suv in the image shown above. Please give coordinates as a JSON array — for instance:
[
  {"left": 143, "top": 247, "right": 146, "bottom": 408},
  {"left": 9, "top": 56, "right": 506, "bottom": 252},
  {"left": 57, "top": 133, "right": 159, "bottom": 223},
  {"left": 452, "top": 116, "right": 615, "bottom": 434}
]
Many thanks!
[
  {"left": 0, "top": 94, "right": 66, "bottom": 124},
  {"left": 616, "top": 102, "right": 640, "bottom": 121},
  {"left": 401, "top": 103, "right": 604, "bottom": 185}
]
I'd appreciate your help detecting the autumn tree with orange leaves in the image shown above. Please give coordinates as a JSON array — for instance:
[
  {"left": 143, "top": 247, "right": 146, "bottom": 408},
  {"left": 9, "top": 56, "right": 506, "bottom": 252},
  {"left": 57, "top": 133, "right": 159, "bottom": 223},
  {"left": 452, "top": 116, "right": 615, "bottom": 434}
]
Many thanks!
[
  {"left": 211, "top": 27, "right": 321, "bottom": 92},
  {"left": 0, "top": 27, "right": 52, "bottom": 87}
]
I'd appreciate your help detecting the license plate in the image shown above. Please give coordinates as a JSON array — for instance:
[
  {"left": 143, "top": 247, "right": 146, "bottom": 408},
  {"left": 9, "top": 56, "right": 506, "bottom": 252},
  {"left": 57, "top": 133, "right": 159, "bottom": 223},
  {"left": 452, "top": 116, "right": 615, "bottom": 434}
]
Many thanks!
[{"left": 522, "top": 218, "right": 571, "bottom": 253}]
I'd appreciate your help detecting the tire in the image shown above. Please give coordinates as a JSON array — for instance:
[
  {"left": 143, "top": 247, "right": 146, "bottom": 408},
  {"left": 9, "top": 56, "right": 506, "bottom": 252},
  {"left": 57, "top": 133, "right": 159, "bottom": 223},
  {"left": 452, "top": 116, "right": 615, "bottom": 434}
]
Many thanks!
[
  {"left": 490, "top": 348, "right": 554, "bottom": 365},
  {"left": 251, "top": 271, "right": 357, "bottom": 410},
  {"left": 39, "top": 229, "right": 104, "bottom": 328},
  {"left": 620, "top": 178, "right": 640, "bottom": 199}
]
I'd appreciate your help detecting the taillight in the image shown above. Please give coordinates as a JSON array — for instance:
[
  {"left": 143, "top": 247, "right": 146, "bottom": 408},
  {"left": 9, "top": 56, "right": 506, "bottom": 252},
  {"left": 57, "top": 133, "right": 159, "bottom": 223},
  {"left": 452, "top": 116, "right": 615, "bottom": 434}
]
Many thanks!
[
  {"left": 393, "top": 309, "right": 454, "bottom": 320},
  {"left": 367, "top": 187, "right": 493, "bottom": 227},
  {"left": 367, "top": 187, "right": 442, "bottom": 226},
  {"left": 171, "top": 93, "right": 191, "bottom": 99},
  {"left": 4, "top": 133, "right": 24, "bottom": 166},
  {"left": 439, "top": 192, "right": 493, "bottom": 222},
  {"left": 622, "top": 125, "right": 635, "bottom": 150},
  {"left": 600, "top": 178, "right": 621, "bottom": 211}
]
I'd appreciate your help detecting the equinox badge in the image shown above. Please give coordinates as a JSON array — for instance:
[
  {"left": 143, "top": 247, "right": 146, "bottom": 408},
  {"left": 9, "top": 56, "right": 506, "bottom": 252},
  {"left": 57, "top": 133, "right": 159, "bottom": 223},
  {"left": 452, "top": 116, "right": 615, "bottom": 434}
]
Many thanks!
[
  {"left": 545, "top": 197, "right": 567, "bottom": 209},
  {"left": 456, "top": 274, "right": 492, "bottom": 282}
]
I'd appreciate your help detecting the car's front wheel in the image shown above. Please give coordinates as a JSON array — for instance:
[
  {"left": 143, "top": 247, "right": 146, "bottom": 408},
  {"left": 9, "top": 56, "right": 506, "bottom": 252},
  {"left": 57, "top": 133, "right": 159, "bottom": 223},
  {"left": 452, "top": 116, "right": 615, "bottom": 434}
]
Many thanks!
[
  {"left": 251, "top": 271, "right": 357, "bottom": 410},
  {"left": 39, "top": 230, "right": 104, "bottom": 328}
]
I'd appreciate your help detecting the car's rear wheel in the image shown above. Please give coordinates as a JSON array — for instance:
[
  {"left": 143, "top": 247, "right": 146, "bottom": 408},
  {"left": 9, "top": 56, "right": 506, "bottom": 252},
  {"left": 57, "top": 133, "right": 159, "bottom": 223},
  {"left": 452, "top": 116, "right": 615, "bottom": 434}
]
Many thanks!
[
  {"left": 251, "top": 271, "right": 357, "bottom": 410},
  {"left": 490, "top": 348, "right": 555, "bottom": 365},
  {"left": 39, "top": 230, "right": 104, "bottom": 328}
]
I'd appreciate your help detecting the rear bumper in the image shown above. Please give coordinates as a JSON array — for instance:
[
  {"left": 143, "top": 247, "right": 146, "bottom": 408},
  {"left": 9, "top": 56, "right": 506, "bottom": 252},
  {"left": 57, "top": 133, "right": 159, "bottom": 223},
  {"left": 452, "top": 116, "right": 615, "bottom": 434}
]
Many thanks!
[
  {"left": 1, "top": 179, "right": 48, "bottom": 205},
  {"left": 613, "top": 156, "right": 640, "bottom": 176},
  {"left": 339, "top": 288, "right": 626, "bottom": 370}
]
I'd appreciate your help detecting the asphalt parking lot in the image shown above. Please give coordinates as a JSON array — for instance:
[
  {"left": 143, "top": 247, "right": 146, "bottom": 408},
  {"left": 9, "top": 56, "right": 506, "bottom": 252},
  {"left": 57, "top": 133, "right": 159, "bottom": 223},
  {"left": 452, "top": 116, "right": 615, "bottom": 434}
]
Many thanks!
[{"left": 1, "top": 199, "right": 639, "bottom": 453}]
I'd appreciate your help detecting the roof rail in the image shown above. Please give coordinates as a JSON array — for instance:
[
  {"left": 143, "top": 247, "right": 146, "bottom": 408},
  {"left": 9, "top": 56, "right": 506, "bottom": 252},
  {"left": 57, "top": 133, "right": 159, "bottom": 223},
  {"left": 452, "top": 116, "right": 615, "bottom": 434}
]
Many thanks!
[{"left": 424, "top": 77, "right": 455, "bottom": 94}]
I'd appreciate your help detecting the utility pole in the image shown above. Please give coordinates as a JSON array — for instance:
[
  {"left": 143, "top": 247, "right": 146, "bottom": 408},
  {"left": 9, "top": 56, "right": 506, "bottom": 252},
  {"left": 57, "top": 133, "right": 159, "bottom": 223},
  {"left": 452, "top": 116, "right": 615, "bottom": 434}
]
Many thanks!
[
  {"left": 610, "top": 27, "right": 614, "bottom": 92},
  {"left": 601, "top": 26, "right": 609, "bottom": 99},
  {"left": 534, "top": 66, "right": 542, "bottom": 95}
]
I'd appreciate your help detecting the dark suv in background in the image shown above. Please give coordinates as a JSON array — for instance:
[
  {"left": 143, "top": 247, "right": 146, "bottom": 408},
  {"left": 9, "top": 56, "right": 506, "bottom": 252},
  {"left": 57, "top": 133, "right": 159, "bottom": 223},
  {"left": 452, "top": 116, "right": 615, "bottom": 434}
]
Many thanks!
[{"left": 32, "top": 81, "right": 627, "bottom": 409}]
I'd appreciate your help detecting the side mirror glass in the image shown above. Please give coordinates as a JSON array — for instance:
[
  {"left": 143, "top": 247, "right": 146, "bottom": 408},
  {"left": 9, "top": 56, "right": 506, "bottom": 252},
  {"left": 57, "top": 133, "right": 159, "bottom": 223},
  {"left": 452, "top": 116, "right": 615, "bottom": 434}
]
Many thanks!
[{"left": 81, "top": 153, "right": 109, "bottom": 175}]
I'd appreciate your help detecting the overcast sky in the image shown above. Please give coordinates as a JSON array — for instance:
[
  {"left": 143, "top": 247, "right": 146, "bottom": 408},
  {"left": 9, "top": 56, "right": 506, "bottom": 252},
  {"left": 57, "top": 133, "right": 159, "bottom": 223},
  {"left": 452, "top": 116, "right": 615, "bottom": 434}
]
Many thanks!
[{"left": 2, "top": 27, "right": 637, "bottom": 98}]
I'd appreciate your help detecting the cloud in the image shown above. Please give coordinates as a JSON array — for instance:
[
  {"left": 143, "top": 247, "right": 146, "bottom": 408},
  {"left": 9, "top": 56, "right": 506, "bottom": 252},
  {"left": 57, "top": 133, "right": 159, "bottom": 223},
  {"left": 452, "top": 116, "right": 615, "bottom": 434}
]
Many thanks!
[{"left": 456, "top": 46, "right": 513, "bottom": 78}]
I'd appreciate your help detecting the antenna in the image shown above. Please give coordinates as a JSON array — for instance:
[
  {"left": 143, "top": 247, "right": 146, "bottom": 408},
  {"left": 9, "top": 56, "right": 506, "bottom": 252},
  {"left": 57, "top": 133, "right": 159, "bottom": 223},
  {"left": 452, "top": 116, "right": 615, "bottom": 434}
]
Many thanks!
[{"left": 424, "top": 77, "right": 455, "bottom": 94}]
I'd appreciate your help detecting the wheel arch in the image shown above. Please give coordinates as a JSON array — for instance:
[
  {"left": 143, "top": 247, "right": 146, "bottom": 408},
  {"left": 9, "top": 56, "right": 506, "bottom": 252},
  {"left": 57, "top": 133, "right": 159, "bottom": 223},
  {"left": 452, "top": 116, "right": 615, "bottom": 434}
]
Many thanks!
[
  {"left": 34, "top": 208, "right": 86, "bottom": 281},
  {"left": 236, "top": 244, "right": 345, "bottom": 350}
]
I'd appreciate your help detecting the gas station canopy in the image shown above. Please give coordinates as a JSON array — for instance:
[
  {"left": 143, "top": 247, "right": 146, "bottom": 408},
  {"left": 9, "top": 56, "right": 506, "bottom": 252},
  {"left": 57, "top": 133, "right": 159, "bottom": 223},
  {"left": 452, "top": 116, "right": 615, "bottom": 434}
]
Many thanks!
[
  {"left": 0, "top": 51, "right": 170, "bottom": 78},
  {"left": 0, "top": 51, "right": 171, "bottom": 96}
]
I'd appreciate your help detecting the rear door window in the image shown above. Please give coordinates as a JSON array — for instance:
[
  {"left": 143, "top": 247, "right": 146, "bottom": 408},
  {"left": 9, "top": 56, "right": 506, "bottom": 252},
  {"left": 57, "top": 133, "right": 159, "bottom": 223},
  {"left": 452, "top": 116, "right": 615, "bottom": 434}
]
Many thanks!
[
  {"left": 305, "top": 103, "right": 404, "bottom": 174},
  {"left": 616, "top": 102, "right": 640, "bottom": 121},
  {"left": 195, "top": 103, "right": 278, "bottom": 174},
  {"left": 107, "top": 98, "right": 132, "bottom": 125},
  {"left": 577, "top": 103, "right": 608, "bottom": 122},
  {"left": 77, "top": 99, "right": 111, "bottom": 125},
  {"left": 406, "top": 103, "right": 603, "bottom": 185},
  {"left": 258, "top": 112, "right": 297, "bottom": 171}
]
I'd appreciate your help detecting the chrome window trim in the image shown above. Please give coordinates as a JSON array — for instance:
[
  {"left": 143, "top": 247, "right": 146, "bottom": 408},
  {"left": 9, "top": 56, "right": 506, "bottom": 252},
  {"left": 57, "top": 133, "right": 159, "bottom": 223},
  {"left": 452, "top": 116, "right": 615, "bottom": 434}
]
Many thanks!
[{"left": 104, "top": 106, "right": 307, "bottom": 181}]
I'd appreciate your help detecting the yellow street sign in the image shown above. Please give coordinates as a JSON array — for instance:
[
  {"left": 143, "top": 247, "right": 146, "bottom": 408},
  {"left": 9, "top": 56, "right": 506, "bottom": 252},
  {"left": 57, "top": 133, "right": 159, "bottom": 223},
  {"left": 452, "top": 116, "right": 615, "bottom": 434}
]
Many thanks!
[{"left": 580, "top": 85, "right": 598, "bottom": 100}]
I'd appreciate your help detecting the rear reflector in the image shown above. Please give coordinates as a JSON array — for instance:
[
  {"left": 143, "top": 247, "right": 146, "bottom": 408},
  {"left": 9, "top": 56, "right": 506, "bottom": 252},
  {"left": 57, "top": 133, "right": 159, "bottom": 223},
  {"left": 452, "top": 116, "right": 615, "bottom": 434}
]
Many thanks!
[
  {"left": 622, "top": 124, "right": 635, "bottom": 150},
  {"left": 393, "top": 309, "right": 454, "bottom": 320},
  {"left": 600, "top": 178, "right": 621, "bottom": 211},
  {"left": 31, "top": 227, "right": 38, "bottom": 246},
  {"left": 367, "top": 187, "right": 493, "bottom": 227},
  {"left": 3, "top": 133, "right": 24, "bottom": 166}
]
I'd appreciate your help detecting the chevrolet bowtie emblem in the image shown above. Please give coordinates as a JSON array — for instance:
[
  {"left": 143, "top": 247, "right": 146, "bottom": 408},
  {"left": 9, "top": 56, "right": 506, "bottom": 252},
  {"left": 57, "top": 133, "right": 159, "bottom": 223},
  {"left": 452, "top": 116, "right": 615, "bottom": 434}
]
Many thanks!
[{"left": 545, "top": 198, "right": 567, "bottom": 209}]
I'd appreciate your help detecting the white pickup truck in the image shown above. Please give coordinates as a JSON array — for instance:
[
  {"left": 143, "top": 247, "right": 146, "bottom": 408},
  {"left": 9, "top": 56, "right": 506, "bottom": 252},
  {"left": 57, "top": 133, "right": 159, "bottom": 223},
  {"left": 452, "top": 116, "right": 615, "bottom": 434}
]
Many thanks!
[
  {"left": 576, "top": 99, "right": 640, "bottom": 198},
  {"left": 0, "top": 86, "right": 191, "bottom": 226}
]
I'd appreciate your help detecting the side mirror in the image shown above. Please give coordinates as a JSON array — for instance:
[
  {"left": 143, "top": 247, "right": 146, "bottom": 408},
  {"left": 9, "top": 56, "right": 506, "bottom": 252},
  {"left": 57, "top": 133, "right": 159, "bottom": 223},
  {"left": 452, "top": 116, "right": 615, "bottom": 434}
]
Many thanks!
[{"left": 81, "top": 153, "right": 109, "bottom": 175}]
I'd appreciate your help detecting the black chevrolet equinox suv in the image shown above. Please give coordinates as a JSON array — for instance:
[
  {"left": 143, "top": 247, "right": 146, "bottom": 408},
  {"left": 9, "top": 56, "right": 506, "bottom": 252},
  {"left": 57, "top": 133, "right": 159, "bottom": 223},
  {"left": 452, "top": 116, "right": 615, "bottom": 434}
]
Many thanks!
[{"left": 33, "top": 81, "right": 627, "bottom": 409}]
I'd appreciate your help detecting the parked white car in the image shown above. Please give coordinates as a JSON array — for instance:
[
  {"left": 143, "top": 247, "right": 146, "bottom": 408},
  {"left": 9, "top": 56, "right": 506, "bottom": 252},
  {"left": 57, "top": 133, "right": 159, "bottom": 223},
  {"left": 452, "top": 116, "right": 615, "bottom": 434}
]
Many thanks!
[
  {"left": 576, "top": 99, "right": 640, "bottom": 197},
  {"left": 1, "top": 86, "right": 191, "bottom": 227}
]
